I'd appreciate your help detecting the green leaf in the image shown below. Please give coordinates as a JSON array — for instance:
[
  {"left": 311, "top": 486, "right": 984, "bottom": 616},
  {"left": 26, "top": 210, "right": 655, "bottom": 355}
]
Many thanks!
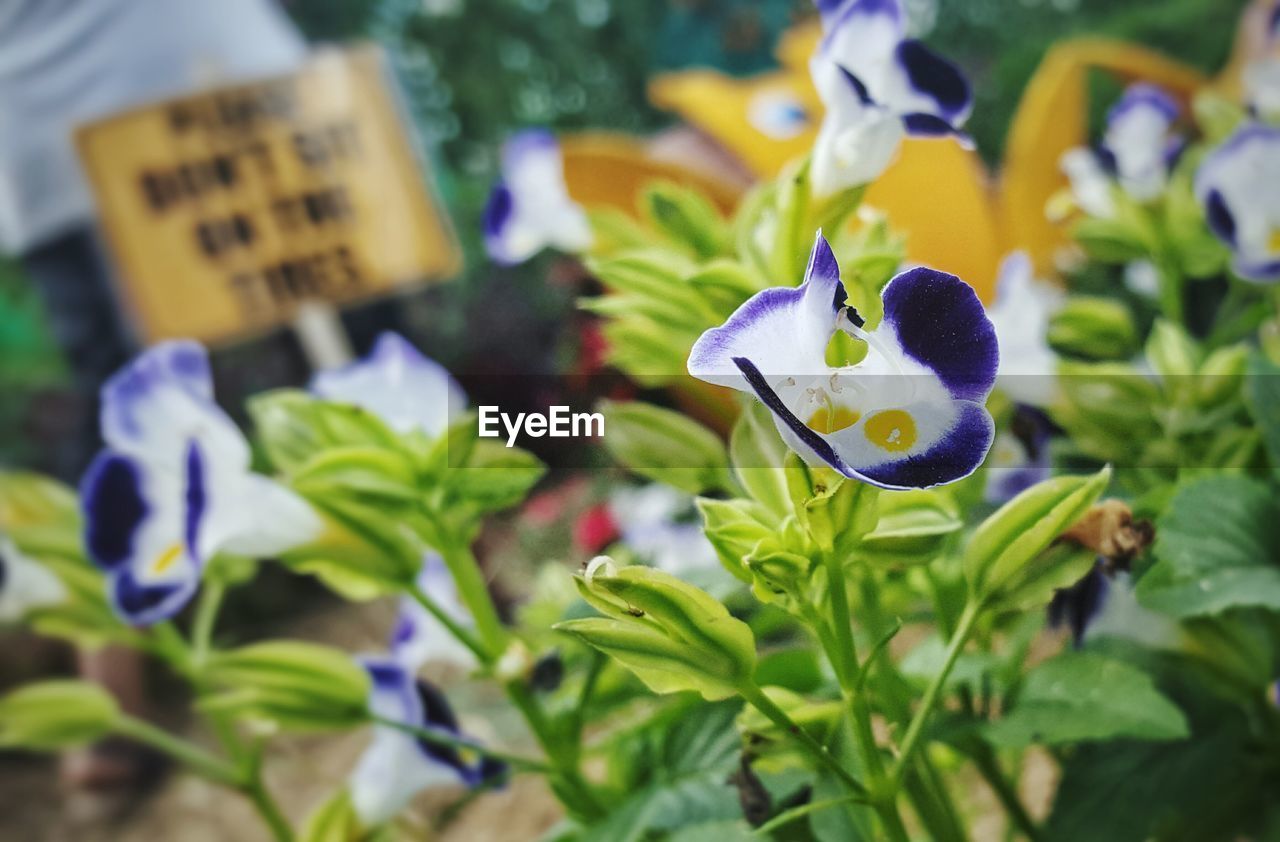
[
  {"left": 1070, "top": 214, "right": 1149, "bottom": 264},
  {"left": 0, "top": 680, "right": 120, "bottom": 749},
  {"left": 641, "top": 181, "right": 732, "bottom": 261},
  {"left": 558, "top": 564, "right": 756, "bottom": 700},
  {"left": 599, "top": 400, "right": 733, "bottom": 495},
  {"left": 964, "top": 467, "right": 1111, "bottom": 601},
  {"left": 249, "top": 389, "right": 405, "bottom": 477},
  {"left": 1245, "top": 353, "right": 1280, "bottom": 467},
  {"left": 1047, "top": 295, "right": 1138, "bottom": 361},
  {"left": 729, "top": 400, "right": 791, "bottom": 517},
  {"left": 299, "top": 790, "right": 361, "bottom": 842},
  {"left": 1136, "top": 475, "right": 1280, "bottom": 617},
  {"left": 446, "top": 440, "right": 547, "bottom": 513},
  {"left": 586, "top": 702, "right": 743, "bottom": 842},
  {"left": 687, "top": 260, "right": 766, "bottom": 320},
  {"left": 858, "top": 488, "right": 962, "bottom": 566},
  {"left": 986, "top": 652, "right": 1188, "bottom": 747},
  {"left": 202, "top": 641, "right": 371, "bottom": 731}
]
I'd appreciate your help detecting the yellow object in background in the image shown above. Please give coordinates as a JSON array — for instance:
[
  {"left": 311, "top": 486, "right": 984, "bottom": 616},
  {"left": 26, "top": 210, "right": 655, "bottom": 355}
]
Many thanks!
[
  {"left": 77, "top": 47, "right": 460, "bottom": 345},
  {"left": 562, "top": 9, "right": 1280, "bottom": 301}
]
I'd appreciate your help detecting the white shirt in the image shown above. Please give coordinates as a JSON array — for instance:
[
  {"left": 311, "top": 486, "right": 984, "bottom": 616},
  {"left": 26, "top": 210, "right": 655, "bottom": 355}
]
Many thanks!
[{"left": 0, "top": 0, "right": 306, "bottom": 253}]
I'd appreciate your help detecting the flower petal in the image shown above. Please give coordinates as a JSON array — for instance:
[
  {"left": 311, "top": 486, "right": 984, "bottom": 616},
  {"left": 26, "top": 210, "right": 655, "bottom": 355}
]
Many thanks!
[
  {"left": 877, "top": 266, "right": 999, "bottom": 403},
  {"left": 351, "top": 658, "right": 499, "bottom": 827},
  {"left": 101, "top": 341, "right": 249, "bottom": 476},
  {"left": 688, "top": 232, "right": 845, "bottom": 385},
  {"left": 82, "top": 451, "right": 201, "bottom": 624},
  {"left": 0, "top": 537, "right": 65, "bottom": 623},
  {"left": 311, "top": 332, "right": 467, "bottom": 437},
  {"left": 1102, "top": 84, "right": 1179, "bottom": 202},
  {"left": 986, "top": 252, "right": 1062, "bottom": 407},
  {"left": 391, "top": 553, "right": 476, "bottom": 670},
  {"left": 1195, "top": 123, "right": 1280, "bottom": 283},
  {"left": 483, "top": 130, "right": 591, "bottom": 265},
  {"left": 886, "top": 40, "right": 972, "bottom": 125}
]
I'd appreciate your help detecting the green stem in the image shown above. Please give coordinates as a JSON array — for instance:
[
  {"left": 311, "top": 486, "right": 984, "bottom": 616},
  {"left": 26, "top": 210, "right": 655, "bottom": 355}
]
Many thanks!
[
  {"left": 371, "top": 714, "right": 553, "bottom": 774},
  {"left": 738, "top": 682, "right": 868, "bottom": 799},
  {"left": 824, "top": 554, "right": 909, "bottom": 842},
  {"left": 408, "top": 583, "right": 491, "bottom": 663},
  {"left": 114, "top": 715, "right": 242, "bottom": 788},
  {"left": 244, "top": 776, "right": 295, "bottom": 842},
  {"left": 506, "top": 679, "right": 606, "bottom": 820},
  {"left": 972, "top": 745, "right": 1043, "bottom": 842},
  {"left": 437, "top": 536, "right": 508, "bottom": 658},
  {"left": 890, "top": 599, "right": 982, "bottom": 789},
  {"left": 190, "top": 579, "right": 225, "bottom": 668}
]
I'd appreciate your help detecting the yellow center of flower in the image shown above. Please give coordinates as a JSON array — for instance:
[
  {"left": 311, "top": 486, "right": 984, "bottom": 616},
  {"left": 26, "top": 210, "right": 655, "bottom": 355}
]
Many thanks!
[
  {"left": 1269, "top": 228, "right": 1280, "bottom": 253},
  {"left": 150, "top": 544, "right": 183, "bottom": 576},
  {"left": 864, "top": 410, "right": 918, "bottom": 452},
  {"left": 807, "top": 404, "right": 861, "bottom": 434}
]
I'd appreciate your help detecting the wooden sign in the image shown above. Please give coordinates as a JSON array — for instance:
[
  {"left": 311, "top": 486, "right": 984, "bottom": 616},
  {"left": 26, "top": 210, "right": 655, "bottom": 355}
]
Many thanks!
[{"left": 77, "top": 47, "right": 461, "bottom": 344}]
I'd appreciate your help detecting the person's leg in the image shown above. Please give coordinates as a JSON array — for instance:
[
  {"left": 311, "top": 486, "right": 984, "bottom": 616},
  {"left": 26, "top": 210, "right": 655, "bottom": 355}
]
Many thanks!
[{"left": 20, "top": 227, "right": 150, "bottom": 789}]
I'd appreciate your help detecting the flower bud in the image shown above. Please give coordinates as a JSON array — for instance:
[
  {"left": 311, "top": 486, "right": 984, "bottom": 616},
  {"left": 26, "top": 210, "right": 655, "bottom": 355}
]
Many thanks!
[
  {"left": 0, "top": 681, "right": 119, "bottom": 749},
  {"left": 201, "top": 641, "right": 371, "bottom": 732},
  {"left": 556, "top": 560, "right": 756, "bottom": 700}
]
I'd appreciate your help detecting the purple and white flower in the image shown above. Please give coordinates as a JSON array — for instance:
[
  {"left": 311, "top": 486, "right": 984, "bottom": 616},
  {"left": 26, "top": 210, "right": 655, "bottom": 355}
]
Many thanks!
[
  {"left": 482, "top": 129, "right": 592, "bottom": 265},
  {"left": 0, "top": 536, "right": 65, "bottom": 623},
  {"left": 1060, "top": 83, "right": 1182, "bottom": 214},
  {"left": 984, "top": 407, "right": 1053, "bottom": 505},
  {"left": 389, "top": 553, "right": 476, "bottom": 670},
  {"left": 689, "top": 232, "right": 998, "bottom": 490},
  {"left": 80, "top": 342, "right": 320, "bottom": 626},
  {"left": 311, "top": 332, "right": 466, "bottom": 437},
  {"left": 809, "top": 0, "right": 972, "bottom": 196},
  {"left": 1195, "top": 123, "right": 1280, "bottom": 283},
  {"left": 350, "top": 656, "right": 504, "bottom": 827},
  {"left": 985, "top": 252, "right": 1063, "bottom": 409},
  {"left": 607, "top": 485, "right": 719, "bottom": 575}
]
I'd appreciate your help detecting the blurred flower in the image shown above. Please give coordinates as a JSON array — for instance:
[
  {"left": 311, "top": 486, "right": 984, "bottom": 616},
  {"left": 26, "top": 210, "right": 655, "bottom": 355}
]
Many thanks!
[
  {"left": 1048, "top": 559, "right": 1108, "bottom": 646},
  {"left": 482, "top": 129, "right": 592, "bottom": 265},
  {"left": 747, "top": 89, "right": 811, "bottom": 140},
  {"left": 689, "top": 232, "right": 997, "bottom": 489},
  {"left": 985, "top": 251, "right": 1062, "bottom": 408},
  {"left": 311, "top": 332, "right": 466, "bottom": 437},
  {"left": 350, "top": 656, "right": 504, "bottom": 827},
  {"left": 606, "top": 484, "right": 720, "bottom": 575},
  {"left": 391, "top": 553, "right": 476, "bottom": 670},
  {"left": 1195, "top": 123, "right": 1280, "bottom": 283},
  {"left": 1099, "top": 84, "right": 1182, "bottom": 202},
  {"left": 80, "top": 343, "right": 320, "bottom": 626},
  {"left": 1059, "top": 147, "right": 1116, "bottom": 218},
  {"left": 984, "top": 406, "right": 1053, "bottom": 505},
  {"left": 572, "top": 503, "right": 620, "bottom": 555},
  {"left": 0, "top": 535, "right": 65, "bottom": 623},
  {"left": 1123, "top": 259, "right": 1161, "bottom": 297},
  {"left": 809, "top": 0, "right": 972, "bottom": 196},
  {"left": 1059, "top": 83, "right": 1182, "bottom": 215}
]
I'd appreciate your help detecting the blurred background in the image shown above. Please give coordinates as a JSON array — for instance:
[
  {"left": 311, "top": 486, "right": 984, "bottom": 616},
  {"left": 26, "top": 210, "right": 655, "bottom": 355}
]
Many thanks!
[{"left": 0, "top": 0, "right": 1249, "bottom": 838}]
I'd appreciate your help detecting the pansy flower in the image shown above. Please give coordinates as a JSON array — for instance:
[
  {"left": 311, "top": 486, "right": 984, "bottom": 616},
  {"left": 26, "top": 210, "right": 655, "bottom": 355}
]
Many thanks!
[
  {"left": 80, "top": 342, "right": 321, "bottom": 626},
  {"left": 482, "top": 129, "right": 592, "bottom": 265},
  {"left": 311, "top": 332, "right": 466, "bottom": 437},
  {"left": 0, "top": 535, "right": 65, "bottom": 623},
  {"left": 389, "top": 553, "right": 476, "bottom": 670},
  {"left": 349, "top": 656, "right": 505, "bottom": 827},
  {"left": 1059, "top": 83, "right": 1182, "bottom": 213},
  {"left": 607, "top": 485, "right": 720, "bottom": 575},
  {"left": 1244, "top": 3, "right": 1280, "bottom": 118},
  {"left": 985, "top": 252, "right": 1062, "bottom": 409},
  {"left": 809, "top": 0, "right": 972, "bottom": 196},
  {"left": 984, "top": 407, "right": 1053, "bottom": 505},
  {"left": 1194, "top": 123, "right": 1280, "bottom": 283},
  {"left": 688, "top": 232, "right": 998, "bottom": 490}
]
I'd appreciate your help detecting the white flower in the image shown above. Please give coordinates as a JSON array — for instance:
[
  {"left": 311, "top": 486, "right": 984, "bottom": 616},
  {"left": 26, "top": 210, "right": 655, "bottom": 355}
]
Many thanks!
[
  {"left": 607, "top": 485, "right": 719, "bottom": 575},
  {"left": 984, "top": 251, "right": 1063, "bottom": 408},
  {"left": 390, "top": 553, "right": 476, "bottom": 670},
  {"left": 482, "top": 130, "right": 592, "bottom": 264},
  {"left": 0, "top": 536, "right": 65, "bottom": 623},
  {"left": 311, "top": 332, "right": 466, "bottom": 437},
  {"left": 81, "top": 342, "right": 320, "bottom": 625}
]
